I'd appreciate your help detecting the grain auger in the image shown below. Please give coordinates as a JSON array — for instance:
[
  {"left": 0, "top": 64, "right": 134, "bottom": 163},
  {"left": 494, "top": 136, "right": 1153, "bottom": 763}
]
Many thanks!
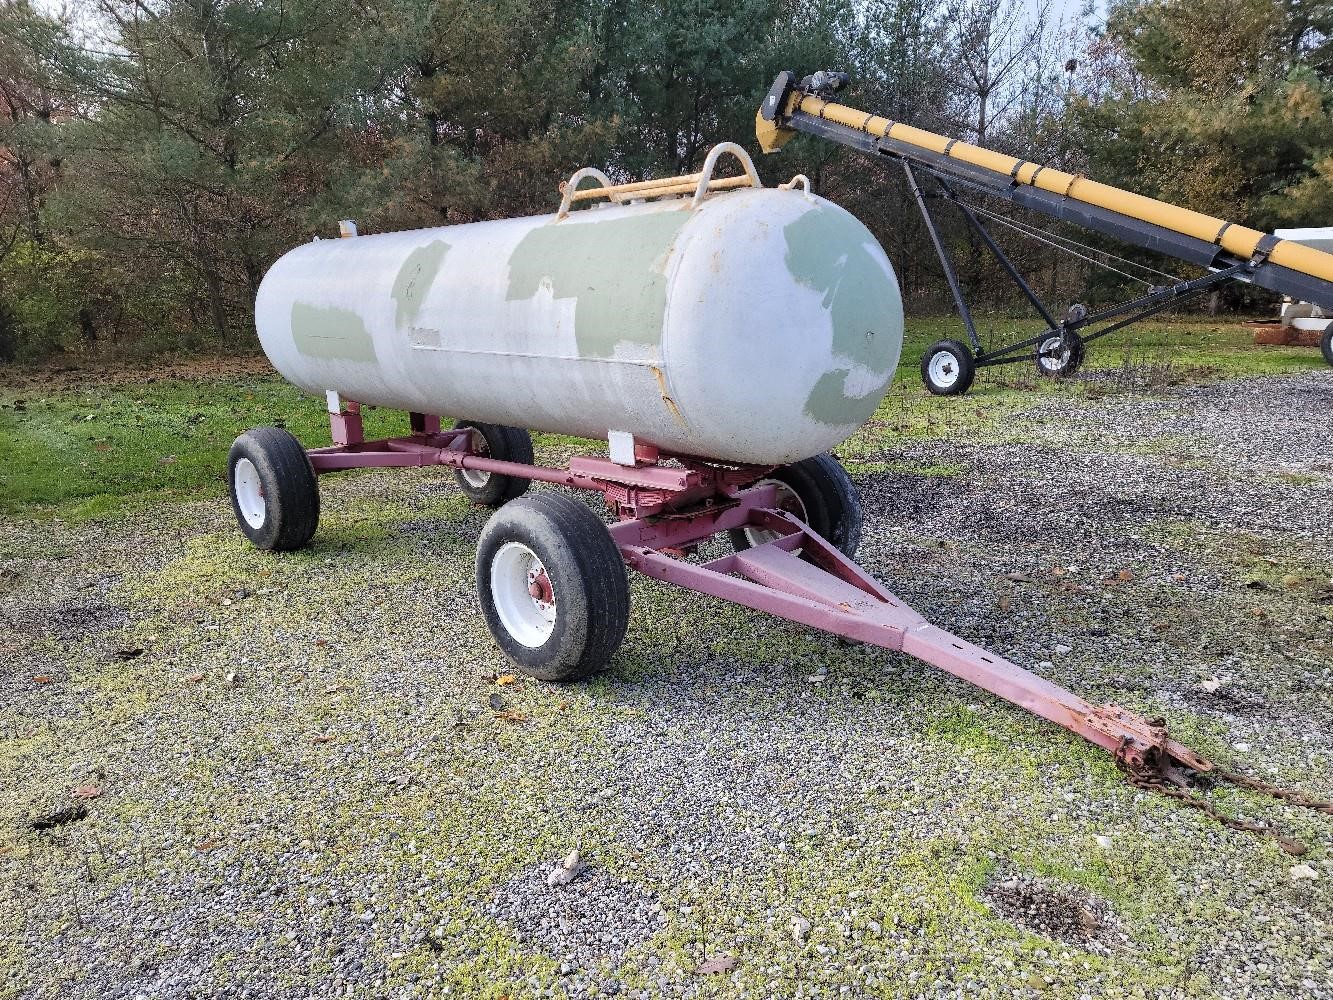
[{"left": 758, "top": 70, "right": 1333, "bottom": 392}]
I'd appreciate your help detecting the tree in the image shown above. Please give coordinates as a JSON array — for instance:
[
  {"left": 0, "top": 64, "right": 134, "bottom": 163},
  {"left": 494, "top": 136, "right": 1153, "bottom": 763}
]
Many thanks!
[
  {"left": 24, "top": 0, "right": 384, "bottom": 340},
  {"left": 356, "top": 0, "right": 615, "bottom": 229},
  {"left": 1075, "top": 0, "right": 1333, "bottom": 229},
  {"left": 941, "top": 0, "right": 1051, "bottom": 145},
  {"left": 0, "top": 1, "right": 92, "bottom": 358},
  {"left": 0, "top": 1, "right": 61, "bottom": 248}
]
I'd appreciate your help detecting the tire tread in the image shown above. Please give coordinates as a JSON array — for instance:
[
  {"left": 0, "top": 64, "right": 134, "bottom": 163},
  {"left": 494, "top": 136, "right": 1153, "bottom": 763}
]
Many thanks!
[
  {"left": 921, "top": 339, "right": 975, "bottom": 395},
  {"left": 475, "top": 492, "right": 629, "bottom": 681},
  {"left": 453, "top": 420, "right": 534, "bottom": 506},
  {"left": 729, "top": 453, "right": 862, "bottom": 559},
  {"left": 228, "top": 427, "right": 319, "bottom": 551}
]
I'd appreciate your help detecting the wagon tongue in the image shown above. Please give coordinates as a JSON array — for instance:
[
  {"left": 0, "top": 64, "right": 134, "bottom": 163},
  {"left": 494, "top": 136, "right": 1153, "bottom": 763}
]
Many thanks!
[{"left": 617, "top": 493, "right": 1333, "bottom": 848}]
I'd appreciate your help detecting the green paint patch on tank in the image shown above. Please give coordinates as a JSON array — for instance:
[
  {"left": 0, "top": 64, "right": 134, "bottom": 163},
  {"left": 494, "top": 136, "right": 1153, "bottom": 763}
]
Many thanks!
[
  {"left": 290, "top": 302, "right": 377, "bottom": 363},
  {"left": 784, "top": 202, "right": 903, "bottom": 426},
  {"left": 391, "top": 239, "right": 450, "bottom": 329},
  {"left": 505, "top": 209, "right": 689, "bottom": 358}
]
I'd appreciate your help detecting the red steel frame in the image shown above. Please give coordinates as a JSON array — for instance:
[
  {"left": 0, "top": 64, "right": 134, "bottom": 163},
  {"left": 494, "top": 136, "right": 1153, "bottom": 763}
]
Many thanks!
[{"left": 307, "top": 403, "right": 1214, "bottom": 784}]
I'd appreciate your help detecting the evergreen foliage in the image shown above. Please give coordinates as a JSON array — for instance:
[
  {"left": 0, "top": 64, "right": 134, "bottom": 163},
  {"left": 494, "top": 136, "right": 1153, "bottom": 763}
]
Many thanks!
[{"left": 0, "top": 0, "right": 1327, "bottom": 358}]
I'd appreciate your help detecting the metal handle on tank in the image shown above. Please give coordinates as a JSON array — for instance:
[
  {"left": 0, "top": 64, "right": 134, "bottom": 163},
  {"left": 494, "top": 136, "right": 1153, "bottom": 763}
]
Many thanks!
[
  {"left": 556, "top": 167, "right": 615, "bottom": 219},
  {"left": 778, "top": 174, "right": 814, "bottom": 199},
  {"left": 554, "top": 143, "right": 765, "bottom": 219},
  {"left": 689, "top": 142, "right": 763, "bottom": 208}
]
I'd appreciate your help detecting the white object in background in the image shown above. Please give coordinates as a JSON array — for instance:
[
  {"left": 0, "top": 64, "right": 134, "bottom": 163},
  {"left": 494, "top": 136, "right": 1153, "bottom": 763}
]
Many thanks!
[{"left": 1275, "top": 228, "right": 1333, "bottom": 332}]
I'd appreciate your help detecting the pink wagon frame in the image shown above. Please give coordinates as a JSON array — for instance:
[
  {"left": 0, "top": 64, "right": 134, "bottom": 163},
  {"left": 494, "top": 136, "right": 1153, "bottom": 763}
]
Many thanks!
[{"left": 308, "top": 398, "right": 1213, "bottom": 784}]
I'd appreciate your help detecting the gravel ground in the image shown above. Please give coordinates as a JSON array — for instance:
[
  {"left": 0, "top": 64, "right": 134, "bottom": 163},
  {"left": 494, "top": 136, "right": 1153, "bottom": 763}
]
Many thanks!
[{"left": 1, "top": 370, "right": 1331, "bottom": 999}]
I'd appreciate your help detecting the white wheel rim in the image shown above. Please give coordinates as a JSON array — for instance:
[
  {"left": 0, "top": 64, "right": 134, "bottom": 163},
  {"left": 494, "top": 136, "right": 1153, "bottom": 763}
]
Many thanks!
[
  {"left": 233, "top": 458, "right": 266, "bottom": 529},
  {"left": 928, "top": 350, "right": 960, "bottom": 388},
  {"left": 744, "top": 479, "right": 808, "bottom": 548},
  {"left": 490, "top": 541, "right": 557, "bottom": 648},
  {"left": 1038, "top": 335, "right": 1068, "bottom": 372},
  {"left": 462, "top": 429, "right": 491, "bottom": 488}
]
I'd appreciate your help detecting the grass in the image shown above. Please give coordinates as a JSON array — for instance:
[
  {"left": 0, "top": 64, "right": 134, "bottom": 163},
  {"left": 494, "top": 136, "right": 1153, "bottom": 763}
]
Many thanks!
[{"left": 0, "top": 316, "right": 1323, "bottom": 520}]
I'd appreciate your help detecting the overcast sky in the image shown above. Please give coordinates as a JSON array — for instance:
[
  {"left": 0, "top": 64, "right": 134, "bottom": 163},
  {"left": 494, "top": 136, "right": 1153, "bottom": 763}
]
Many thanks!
[{"left": 1034, "top": 0, "right": 1103, "bottom": 29}]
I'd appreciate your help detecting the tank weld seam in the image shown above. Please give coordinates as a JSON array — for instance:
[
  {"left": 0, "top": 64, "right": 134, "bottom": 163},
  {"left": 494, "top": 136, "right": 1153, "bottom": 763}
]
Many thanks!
[{"left": 401, "top": 348, "right": 664, "bottom": 366}]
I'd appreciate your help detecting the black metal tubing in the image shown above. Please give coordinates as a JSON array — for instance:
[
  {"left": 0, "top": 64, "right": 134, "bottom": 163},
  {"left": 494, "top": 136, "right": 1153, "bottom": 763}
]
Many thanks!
[
  {"left": 971, "top": 263, "right": 1249, "bottom": 366},
  {"left": 792, "top": 111, "right": 1227, "bottom": 266},
  {"left": 774, "top": 104, "right": 1333, "bottom": 374},
  {"left": 933, "top": 176, "right": 1061, "bottom": 330},
  {"left": 1076, "top": 261, "right": 1249, "bottom": 331},
  {"left": 903, "top": 163, "right": 982, "bottom": 351}
]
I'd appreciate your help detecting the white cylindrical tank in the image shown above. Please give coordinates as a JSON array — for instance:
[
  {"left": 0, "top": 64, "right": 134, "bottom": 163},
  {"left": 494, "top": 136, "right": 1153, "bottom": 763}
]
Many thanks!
[{"left": 255, "top": 182, "right": 903, "bottom": 466}]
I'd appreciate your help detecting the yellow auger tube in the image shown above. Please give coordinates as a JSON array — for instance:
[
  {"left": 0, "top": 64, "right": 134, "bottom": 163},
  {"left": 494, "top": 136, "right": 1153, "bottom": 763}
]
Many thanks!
[{"left": 793, "top": 94, "right": 1333, "bottom": 285}]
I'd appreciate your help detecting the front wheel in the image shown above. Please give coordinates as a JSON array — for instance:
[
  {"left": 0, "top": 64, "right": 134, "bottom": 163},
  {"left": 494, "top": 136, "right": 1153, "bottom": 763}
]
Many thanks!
[
  {"left": 729, "top": 453, "right": 862, "bottom": 559},
  {"left": 227, "top": 427, "right": 320, "bottom": 551},
  {"left": 476, "top": 493, "right": 630, "bottom": 682},
  {"left": 921, "top": 340, "right": 976, "bottom": 396},
  {"left": 1321, "top": 323, "right": 1333, "bottom": 366}
]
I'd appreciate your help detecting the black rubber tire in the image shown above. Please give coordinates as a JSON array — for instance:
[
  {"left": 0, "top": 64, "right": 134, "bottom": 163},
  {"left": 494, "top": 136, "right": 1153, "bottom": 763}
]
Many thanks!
[
  {"left": 1035, "top": 331, "right": 1086, "bottom": 379},
  {"left": 921, "top": 339, "right": 976, "bottom": 396},
  {"left": 475, "top": 492, "right": 630, "bottom": 682},
  {"left": 453, "top": 420, "right": 533, "bottom": 507},
  {"left": 227, "top": 427, "right": 320, "bottom": 551},
  {"left": 729, "top": 453, "right": 863, "bottom": 559},
  {"left": 1321, "top": 323, "right": 1333, "bottom": 366}
]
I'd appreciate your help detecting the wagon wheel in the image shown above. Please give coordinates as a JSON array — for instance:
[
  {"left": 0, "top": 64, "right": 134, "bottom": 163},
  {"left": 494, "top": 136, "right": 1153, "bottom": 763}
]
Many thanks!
[
  {"left": 453, "top": 420, "right": 533, "bottom": 507},
  {"left": 1035, "top": 330, "right": 1085, "bottom": 378},
  {"left": 227, "top": 427, "right": 320, "bottom": 551},
  {"left": 475, "top": 492, "right": 629, "bottom": 681},
  {"left": 729, "top": 453, "right": 863, "bottom": 559}
]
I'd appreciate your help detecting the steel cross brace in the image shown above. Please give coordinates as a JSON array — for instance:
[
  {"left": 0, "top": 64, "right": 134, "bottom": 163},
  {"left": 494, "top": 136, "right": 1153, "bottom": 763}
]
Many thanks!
[
  {"left": 610, "top": 486, "right": 1211, "bottom": 779},
  {"left": 902, "top": 164, "right": 1251, "bottom": 370}
]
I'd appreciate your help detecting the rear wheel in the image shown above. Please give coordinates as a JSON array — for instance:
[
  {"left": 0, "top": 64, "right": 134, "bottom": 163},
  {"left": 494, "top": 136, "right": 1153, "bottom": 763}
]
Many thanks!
[
  {"left": 729, "top": 453, "right": 862, "bottom": 559},
  {"left": 921, "top": 340, "right": 975, "bottom": 395},
  {"left": 1321, "top": 323, "right": 1333, "bottom": 366},
  {"left": 476, "top": 493, "right": 629, "bottom": 682},
  {"left": 1036, "top": 331, "right": 1085, "bottom": 378},
  {"left": 453, "top": 421, "right": 533, "bottom": 507},
  {"left": 227, "top": 427, "right": 320, "bottom": 551}
]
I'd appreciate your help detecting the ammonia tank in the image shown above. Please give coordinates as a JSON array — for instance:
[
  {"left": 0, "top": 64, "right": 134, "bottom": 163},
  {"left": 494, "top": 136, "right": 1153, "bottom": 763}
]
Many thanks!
[{"left": 255, "top": 175, "right": 904, "bottom": 466}]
